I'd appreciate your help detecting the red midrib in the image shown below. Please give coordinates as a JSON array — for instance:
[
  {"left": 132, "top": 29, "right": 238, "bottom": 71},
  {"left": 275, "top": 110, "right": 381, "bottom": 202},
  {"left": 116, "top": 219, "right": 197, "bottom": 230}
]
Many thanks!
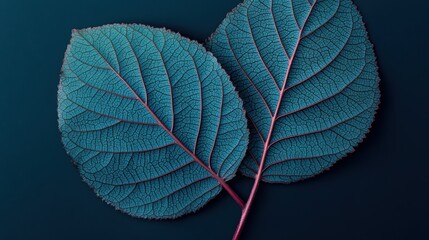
[
  {"left": 233, "top": 2, "right": 317, "bottom": 239},
  {"left": 75, "top": 31, "right": 245, "bottom": 208},
  {"left": 251, "top": 2, "right": 316, "bottom": 188}
]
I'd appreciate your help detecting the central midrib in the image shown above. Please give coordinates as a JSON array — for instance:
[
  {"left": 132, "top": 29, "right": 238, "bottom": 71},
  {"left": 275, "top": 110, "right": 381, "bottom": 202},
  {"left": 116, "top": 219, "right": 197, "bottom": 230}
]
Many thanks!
[
  {"left": 255, "top": 1, "right": 317, "bottom": 180},
  {"left": 76, "top": 30, "right": 244, "bottom": 207},
  {"left": 232, "top": 2, "right": 318, "bottom": 239}
]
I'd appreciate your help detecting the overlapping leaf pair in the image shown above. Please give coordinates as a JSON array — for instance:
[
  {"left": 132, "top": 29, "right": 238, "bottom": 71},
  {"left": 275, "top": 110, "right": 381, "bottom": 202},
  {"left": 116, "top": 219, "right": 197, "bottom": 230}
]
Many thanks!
[{"left": 58, "top": 0, "right": 379, "bottom": 237}]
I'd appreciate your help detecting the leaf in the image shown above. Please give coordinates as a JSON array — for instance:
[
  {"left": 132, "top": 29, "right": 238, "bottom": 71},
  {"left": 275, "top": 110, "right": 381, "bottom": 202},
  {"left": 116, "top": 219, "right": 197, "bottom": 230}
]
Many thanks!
[
  {"left": 207, "top": 0, "right": 380, "bottom": 183},
  {"left": 58, "top": 24, "right": 248, "bottom": 218}
]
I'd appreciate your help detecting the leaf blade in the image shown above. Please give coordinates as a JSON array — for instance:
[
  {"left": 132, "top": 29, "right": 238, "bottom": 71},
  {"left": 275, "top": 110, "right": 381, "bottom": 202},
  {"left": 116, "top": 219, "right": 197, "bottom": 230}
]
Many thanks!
[
  {"left": 207, "top": 0, "right": 380, "bottom": 183},
  {"left": 58, "top": 24, "right": 248, "bottom": 218}
]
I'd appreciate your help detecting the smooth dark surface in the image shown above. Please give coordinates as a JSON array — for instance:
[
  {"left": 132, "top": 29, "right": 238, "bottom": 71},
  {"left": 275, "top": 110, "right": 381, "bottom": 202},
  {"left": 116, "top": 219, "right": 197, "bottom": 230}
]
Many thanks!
[{"left": 0, "top": 0, "right": 427, "bottom": 239}]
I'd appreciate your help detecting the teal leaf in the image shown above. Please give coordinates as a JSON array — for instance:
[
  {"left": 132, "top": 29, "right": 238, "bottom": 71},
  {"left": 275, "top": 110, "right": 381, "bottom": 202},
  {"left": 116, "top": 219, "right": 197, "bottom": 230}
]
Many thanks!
[
  {"left": 58, "top": 24, "right": 248, "bottom": 218},
  {"left": 207, "top": 0, "right": 380, "bottom": 183}
]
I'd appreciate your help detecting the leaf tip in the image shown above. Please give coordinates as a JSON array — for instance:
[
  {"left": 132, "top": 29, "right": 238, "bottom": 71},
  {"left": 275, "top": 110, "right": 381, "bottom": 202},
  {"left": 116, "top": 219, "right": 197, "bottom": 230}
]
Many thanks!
[{"left": 71, "top": 28, "right": 81, "bottom": 36}]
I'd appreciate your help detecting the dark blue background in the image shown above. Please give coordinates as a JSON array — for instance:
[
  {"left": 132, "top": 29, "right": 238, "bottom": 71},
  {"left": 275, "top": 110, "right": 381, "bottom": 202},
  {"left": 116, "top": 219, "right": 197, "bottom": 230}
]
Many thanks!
[{"left": 1, "top": 0, "right": 428, "bottom": 239}]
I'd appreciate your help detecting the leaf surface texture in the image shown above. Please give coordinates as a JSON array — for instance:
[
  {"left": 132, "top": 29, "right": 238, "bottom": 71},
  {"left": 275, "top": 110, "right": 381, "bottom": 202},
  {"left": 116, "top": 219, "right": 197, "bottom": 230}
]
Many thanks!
[
  {"left": 207, "top": 0, "right": 380, "bottom": 183},
  {"left": 58, "top": 24, "right": 248, "bottom": 218}
]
